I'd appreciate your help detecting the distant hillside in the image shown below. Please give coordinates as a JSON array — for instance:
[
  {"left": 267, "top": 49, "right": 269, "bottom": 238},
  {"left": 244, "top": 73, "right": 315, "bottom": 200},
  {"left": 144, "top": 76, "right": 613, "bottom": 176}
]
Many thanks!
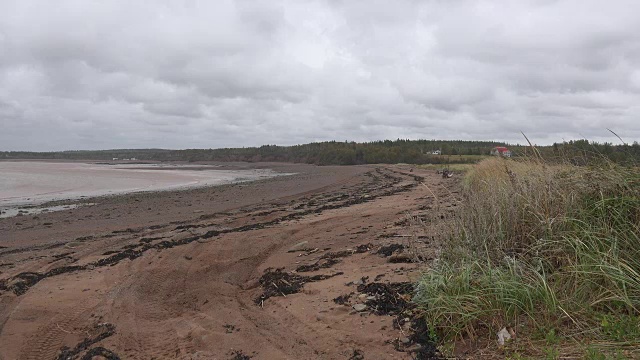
[{"left": 2, "top": 139, "right": 638, "bottom": 165}]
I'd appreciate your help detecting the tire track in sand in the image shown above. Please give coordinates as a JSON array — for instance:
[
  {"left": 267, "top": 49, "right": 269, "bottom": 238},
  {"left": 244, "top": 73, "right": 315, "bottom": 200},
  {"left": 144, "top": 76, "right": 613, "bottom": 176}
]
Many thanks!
[{"left": 22, "top": 298, "right": 98, "bottom": 360}]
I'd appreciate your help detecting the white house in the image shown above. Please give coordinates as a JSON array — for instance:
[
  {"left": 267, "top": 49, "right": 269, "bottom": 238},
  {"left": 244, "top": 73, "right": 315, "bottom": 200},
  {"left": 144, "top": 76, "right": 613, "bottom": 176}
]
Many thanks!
[{"left": 491, "top": 147, "right": 512, "bottom": 157}]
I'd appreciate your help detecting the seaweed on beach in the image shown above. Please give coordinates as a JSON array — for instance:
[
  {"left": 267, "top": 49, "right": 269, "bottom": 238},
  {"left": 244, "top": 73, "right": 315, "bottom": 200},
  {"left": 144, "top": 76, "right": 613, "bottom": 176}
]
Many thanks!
[
  {"left": 355, "top": 282, "right": 440, "bottom": 359},
  {"left": 295, "top": 258, "right": 340, "bottom": 272},
  {"left": 388, "top": 254, "right": 425, "bottom": 263},
  {"left": 320, "top": 243, "right": 373, "bottom": 260},
  {"left": 255, "top": 268, "right": 343, "bottom": 304},
  {"left": 376, "top": 244, "right": 405, "bottom": 257},
  {"left": 111, "top": 227, "right": 143, "bottom": 234},
  {"left": 139, "top": 236, "right": 163, "bottom": 243},
  {"left": 295, "top": 243, "right": 374, "bottom": 273},
  {"left": 229, "top": 350, "right": 254, "bottom": 360},
  {"left": 357, "top": 282, "right": 414, "bottom": 316},
  {"left": 10, "top": 272, "right": 46, "bottom": 296},
  {"left": 354, "top": 243, "right": 373, "bottom": 253},
  {"left": 392, "top": 317, "right": 441, "bottom": 360},
  {"left": 333, "top": 293, "right": 353, "bottom": 305},
  {"left": 1, "top": 170, "right": 419, "bottom": 297},
  {"left": 80, "top": 347, "right": 121, "bottom": 360},
  {"left": 349, "top": 349, "right": 365, "bottom": 360},
  {"left": 0, "top": 266, "right": 86, "bottom": 294},
  {"left": 408, "top": 317, "right": 440, "bottom": 360},
  {"left": 352, "top": 282, "right": 442, "bottom": 360},
  {"left": 56, "top": 323, "right": 117, "bottom": 360}
]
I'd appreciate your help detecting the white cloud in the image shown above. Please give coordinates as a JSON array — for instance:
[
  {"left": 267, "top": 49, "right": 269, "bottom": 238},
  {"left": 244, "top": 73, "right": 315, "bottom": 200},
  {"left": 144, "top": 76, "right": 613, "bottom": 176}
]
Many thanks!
[{"left": 1, "top": 0, "right": 639, "bottom": 150}]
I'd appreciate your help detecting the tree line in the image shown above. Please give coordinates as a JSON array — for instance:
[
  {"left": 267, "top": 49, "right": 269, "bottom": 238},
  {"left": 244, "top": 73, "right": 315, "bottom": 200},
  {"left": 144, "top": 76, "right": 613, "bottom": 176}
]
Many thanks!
[{"left": 2, "top": 139, "right": 639, "bottom": 165}]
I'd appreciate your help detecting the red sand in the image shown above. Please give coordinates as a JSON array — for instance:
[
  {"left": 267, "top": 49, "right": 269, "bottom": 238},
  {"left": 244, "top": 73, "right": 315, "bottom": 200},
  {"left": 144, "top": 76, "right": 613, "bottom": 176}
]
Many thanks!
[{"left": 0, "top": 163, "right": 458, "bottom": 359}]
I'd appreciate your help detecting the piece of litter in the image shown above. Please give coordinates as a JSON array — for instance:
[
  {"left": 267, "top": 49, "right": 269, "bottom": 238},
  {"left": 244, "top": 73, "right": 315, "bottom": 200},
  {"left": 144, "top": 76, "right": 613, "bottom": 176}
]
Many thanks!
[{"left": 497, "top": 327, "right": 511, "bottom": 346}]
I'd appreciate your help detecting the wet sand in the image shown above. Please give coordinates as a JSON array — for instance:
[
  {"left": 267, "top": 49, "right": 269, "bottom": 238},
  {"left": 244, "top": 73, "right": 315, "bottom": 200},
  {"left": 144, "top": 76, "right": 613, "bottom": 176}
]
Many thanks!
[
  {"left": 0, "top": 161, "right": 280, "bottom": 209},
  {"left": 0, "top": 163, "right": 460, "bottom": 359}
]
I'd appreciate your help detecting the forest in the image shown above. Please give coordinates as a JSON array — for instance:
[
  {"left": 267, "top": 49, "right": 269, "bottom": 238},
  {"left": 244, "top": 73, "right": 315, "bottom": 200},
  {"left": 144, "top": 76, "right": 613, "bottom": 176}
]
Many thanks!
[{"left": 2, "top": 139, "right": 639, "bottom": 165}]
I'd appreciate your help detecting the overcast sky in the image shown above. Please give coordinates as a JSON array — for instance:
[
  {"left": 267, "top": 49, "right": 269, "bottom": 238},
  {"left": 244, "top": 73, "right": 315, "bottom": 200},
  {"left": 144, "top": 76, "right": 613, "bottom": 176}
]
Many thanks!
[{"left": 1, "top": 0, "right": 639, "bottom": 151}]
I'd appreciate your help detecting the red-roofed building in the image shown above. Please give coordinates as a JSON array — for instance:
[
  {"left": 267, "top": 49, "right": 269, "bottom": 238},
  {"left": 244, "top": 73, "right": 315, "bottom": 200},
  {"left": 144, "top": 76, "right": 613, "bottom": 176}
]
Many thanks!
[{"left": 491, "top": 146, "right": 512, "bottom": 157}]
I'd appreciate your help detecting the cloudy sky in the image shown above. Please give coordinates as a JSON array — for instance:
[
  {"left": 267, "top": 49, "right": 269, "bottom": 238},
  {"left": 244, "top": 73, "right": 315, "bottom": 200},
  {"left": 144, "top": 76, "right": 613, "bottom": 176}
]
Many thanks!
[{"left": 1, "top": 0, "right": 639, "bottom": 151}]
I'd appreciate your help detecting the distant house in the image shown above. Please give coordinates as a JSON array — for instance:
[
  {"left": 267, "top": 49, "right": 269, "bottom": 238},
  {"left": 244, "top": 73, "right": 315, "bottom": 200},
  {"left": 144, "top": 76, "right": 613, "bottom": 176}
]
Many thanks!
[
  {"left": 491, "top": 147, "right": 511, "bottom": 157},
  {"left": 112, "top": 158, "right": 119, "bottom": 161},
  {"left": 431, "top": 150, "right": 441, "bottom": 155}
]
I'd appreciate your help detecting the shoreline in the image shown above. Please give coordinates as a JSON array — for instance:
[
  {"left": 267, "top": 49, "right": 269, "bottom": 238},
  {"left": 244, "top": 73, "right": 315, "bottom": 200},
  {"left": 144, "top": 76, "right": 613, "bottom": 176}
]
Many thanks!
[{"left": 0, "top": 161, "right": 290, "bottom": 216}]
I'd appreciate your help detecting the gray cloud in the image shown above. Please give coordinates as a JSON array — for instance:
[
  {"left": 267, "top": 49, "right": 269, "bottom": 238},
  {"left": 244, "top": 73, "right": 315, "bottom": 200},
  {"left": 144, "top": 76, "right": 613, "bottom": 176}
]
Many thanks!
[{"left": 1, "top": 0, "right": 639, "bottom": 151}]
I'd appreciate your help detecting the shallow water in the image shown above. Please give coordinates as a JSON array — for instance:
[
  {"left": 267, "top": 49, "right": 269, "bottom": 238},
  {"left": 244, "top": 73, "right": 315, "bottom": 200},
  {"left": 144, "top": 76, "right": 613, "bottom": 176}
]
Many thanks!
[
  {"left": 0, "top": 203, "right": 92, "bottom": 219},
  {"left": 0, "top": 161, "right": 279, "bottom": 212}
]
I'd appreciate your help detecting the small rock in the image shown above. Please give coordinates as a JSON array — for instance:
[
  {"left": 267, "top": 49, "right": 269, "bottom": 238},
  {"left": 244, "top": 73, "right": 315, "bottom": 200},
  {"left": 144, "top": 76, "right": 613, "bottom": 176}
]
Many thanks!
[
  {"left": 399, "top": 337, "right": 411, "bottom": 345},
  {"left": 358, "top": 294, "right": 367, "bottom": 299},
  {"left": 353, "top": 304, "right": 367, "bottom": 312},
  {"left": 366, "top": 296, "right": 376, "bottom": 301},
  {"left": 288, "top": 241, "right": 309, "bottom": 252}
]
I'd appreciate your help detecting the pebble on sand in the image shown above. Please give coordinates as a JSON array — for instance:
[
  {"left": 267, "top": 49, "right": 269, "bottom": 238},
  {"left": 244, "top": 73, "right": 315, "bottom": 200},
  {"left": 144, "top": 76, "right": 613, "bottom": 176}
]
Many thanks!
[{"left": 353, "top": 304, "right": 367, "bottom": 312}]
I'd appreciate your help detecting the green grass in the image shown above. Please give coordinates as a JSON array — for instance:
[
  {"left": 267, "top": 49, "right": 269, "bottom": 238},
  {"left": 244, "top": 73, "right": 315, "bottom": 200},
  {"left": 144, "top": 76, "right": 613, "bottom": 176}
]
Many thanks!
[
  {"left": 414, "top": 157, "right": 640, "bottom": 357},
  {"left": 416, "top": 163, "right": 478, "bottom": 172}
]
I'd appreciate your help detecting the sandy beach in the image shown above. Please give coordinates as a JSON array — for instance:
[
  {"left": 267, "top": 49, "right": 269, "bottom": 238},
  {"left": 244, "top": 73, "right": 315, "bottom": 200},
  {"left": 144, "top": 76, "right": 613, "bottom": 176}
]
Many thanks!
[{"left": 0, "top": 163, "right": 459, "bottom": 359}]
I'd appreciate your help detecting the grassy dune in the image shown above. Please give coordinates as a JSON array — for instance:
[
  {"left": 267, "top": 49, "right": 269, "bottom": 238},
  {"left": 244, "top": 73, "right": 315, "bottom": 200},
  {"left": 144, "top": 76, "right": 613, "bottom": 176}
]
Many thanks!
[{"left": 415, "top": 157, "right": 640, "bottom": 358}]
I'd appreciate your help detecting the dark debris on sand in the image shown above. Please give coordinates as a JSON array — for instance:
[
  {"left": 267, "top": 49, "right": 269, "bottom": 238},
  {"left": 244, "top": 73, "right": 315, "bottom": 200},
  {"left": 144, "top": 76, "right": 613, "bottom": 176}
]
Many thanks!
[
  {"left": 357, "top": 282, "right": 414, "bottom": 316},
  {"left": 229, "top": 350, "right": 254, "bottom": 360},
  {"left": 333, "top": 293, "right": 353, "bottom": 305},
  {"left": 1, "top": 167, "right": 417, "bottom": 298},
  {"left": 388, "top": 254, "right": 426, "bottom": 264},
  {"left": 255, "top": 268, "right": 343, "bottom": 304},
  {"left": 349, "top": 349, "right": 365, "bottom": 360},
  {"left": 354, "top": 282, "right": 441, "bottom": 359},
  {"left": 392, "top": 317, "right": 441, "bottom": 360},
  {"left": 295, "top": 243, "right": 373, "bottom": 273},
  {"left": 376, "top": 244, "right": 405, "bottom": 257},
  {"left": 56, "top": 323, "right": 119, "bottom": 360},
  {"left": 295, "top": 257, "right": 340, "bottom": 272},
  {"left": 80, "top": 347, "right": 121, "bottom": 360}
]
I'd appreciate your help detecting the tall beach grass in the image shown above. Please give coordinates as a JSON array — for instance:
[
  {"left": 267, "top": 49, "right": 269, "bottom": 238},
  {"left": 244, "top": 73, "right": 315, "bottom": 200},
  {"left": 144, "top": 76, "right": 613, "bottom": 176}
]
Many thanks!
[{"left": 414, "top": 156, "right": 640, "bottom": 356}]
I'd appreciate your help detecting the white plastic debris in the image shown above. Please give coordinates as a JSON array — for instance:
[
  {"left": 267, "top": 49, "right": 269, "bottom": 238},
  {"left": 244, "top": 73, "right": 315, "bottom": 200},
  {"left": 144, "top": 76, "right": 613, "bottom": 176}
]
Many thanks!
[{"left": 497, "top": 327, "right": 511, "bottom": 346}]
